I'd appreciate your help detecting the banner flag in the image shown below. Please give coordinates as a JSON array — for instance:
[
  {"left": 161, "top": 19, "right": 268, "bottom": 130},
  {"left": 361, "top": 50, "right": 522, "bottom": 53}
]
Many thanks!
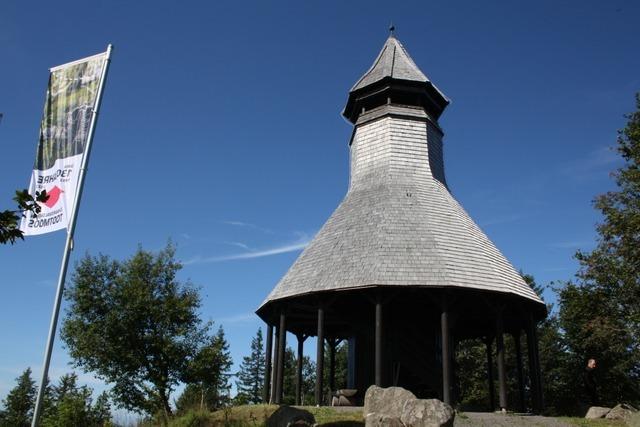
[{"left": 20, "top": 52, "right": 108, "bottom": 235}]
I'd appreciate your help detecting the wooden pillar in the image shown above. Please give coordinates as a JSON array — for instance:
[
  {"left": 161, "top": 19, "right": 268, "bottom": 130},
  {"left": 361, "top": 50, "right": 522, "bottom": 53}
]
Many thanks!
[
  {"left": 496, "top": 312, "right": 507, "bottom": 411},
  {"left": 296, "top": 334, "right": 305, "bottom": 405},
  {"left": 375, "top": 299, "right": 383, "bottom": 387},
  {"left": 514, "top": 330, "right": 525, "bottom": 413},
  {"left": 263, "top": 324, "right": 273, "bottom": 403},
  {"left": 270, "top": 323, "right": 279, "bottom": 403},
  {"left": 527, "top": 314, "right": 543, "bottom": 413},
  {"left": 329, "top": 339, "right": 337, "bottom": 393},
  {"left": 485, "top": 336, "right": 495, "bottom": 411},
  {"left": 275, "top": 310, "right": 286, "bottom": 404},
  {"left": 441, "top": 299, "right": 451, "bottom": 405},
  {"left": 315, "top": 306, "right": 325, "bottom": 406}
]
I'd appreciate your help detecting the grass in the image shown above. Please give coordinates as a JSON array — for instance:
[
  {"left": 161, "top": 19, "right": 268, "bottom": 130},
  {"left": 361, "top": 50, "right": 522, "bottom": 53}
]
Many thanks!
[{"left": 166, "top": 404, "right": 364, "bottom": 427}]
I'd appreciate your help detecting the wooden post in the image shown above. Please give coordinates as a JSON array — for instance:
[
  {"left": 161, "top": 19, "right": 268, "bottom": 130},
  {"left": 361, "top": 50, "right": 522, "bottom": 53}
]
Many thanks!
[
  {"left": 275, "top": 310, "right": 286, "bottom": 404},
  {"left": 296, "top": 334, "right": 305, "bottom": 405},
  {"left": 441, "top": 298, "right": 451, "bottom": 405},
  {"left": 527, "top": 313, "right": 543, "bottom": 413},
  {"left": 315, "top": 305, "right": 325, "bottom": 406},
  {"left": 264, "top": 324, "right": 273, "bottom": 403},
  {"left": 514, "top": 330, "right": 525, "bottom": 413},
  {"left": 329, "top": 339, "right": 337, "bottom": 393},
  {"left": 485, "top": 336, "right": 495, "bottom": 411},
  {"left": 496, "top": 312, "right": 507, "bottom": 411},
  {"left": 375, "top": 298, "right": 383, "bottom": 387},
  {"left": 271, "top": 323, "right": 279, "bottom": 403}
]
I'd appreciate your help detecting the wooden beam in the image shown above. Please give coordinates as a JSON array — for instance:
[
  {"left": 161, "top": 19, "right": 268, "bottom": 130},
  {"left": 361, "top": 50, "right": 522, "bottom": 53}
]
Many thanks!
[
  {"left": 496, "top": 312, "right": 507, "bottom": 411},
  {"left": 296, "top": 334, "right": 306, "bottom": 405},
  {"left": 275, "top": 310, "right": 286, "bottom": 404},
  {"left": 514, "top": 330, "right": 525, "bottom": 413},
  {"left": 485, "top": 336, "right": 495, "bottom": 411},
  {"left": 270, "top": 324, "right": 279, "bottom": 403},
  {"left": 263, "top": 324, "right": 273, "bottom": 403},
  {"left": 441, "top": 298, "right": 451, "bottom": 405},
  {"left": 315, "top": 305, "right": 325, "bottom": 406},
  {"left": 375, "top": 299, "right": 383, "bottom": 387}
]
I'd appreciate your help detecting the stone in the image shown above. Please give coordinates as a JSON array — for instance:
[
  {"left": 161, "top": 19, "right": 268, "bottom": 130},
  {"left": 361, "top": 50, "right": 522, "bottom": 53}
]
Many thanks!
[
  {"left": 364, "top": 385, "right": 416, "bottom": 419},
  {"left": 585, "top": 406, "right": 611, "bottom": 419},
  {"left": 266, "top": 405, "right": 315, "bottom": 427},
  {"left": 627, "top": 411, "right": 640, "bottom": 427},
  {"left": 605, "top": 403, "right": 638, "bottom": 421},
  {"left": 400, "top": 398, "right": 455, "bottom": 427},
  {"left": 365, "top": 413, "right": 404, "bottom": 427}
]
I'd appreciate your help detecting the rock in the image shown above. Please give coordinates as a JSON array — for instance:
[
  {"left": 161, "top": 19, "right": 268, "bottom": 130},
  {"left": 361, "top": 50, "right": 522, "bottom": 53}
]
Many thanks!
[
  {"left": 585, "top": 406, "right": 611, "bottom": 419},
  {"left": 365, "top": 413, "right": 405, "bottom": 427},
  {"left": 627, "top": 411, "right": 640, "bottom": 427},
  {"left": 400, "top": 398, "right": 455, "bottom": 427},
  {"left": 364, "top": 385, "right": 416, "bottom": 419},
  {"left": 605, "top": 403, "right": 638, "bottom": 421},
  {"left": 266, "top": 405, "right": 315, "bottom": 427}
]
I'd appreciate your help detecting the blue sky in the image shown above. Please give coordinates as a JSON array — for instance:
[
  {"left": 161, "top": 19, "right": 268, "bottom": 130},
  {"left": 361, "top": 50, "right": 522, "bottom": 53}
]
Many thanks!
[{"left": 1, "top": 0, "right": 639, "bottom": 411}]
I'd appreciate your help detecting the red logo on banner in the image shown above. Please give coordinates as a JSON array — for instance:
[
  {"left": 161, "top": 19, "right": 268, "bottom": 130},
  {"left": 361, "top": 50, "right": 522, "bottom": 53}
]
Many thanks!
[{"left": 44, "top": 186, "right": 64, "bottom": 208}]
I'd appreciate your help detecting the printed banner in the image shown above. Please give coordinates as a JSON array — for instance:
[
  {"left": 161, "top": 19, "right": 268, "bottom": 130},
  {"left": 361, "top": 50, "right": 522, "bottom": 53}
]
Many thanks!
[{"left": 20, "top": 52, "right": 107, "bottom": 235}]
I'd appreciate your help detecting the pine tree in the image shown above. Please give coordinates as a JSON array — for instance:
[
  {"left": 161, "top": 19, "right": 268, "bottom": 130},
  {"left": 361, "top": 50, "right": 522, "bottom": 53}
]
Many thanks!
[
  {"left": 559, "top": 94, "right": 640, "bottom": 407},
  {"left": 178, "top": 326, "right": 233, "bottom": 412},
  {"left": 235, "top": 328, "right": 265, "bottom": 404},
  {"left": 0, "top": 368, "right": 36, "bottom": 427}
]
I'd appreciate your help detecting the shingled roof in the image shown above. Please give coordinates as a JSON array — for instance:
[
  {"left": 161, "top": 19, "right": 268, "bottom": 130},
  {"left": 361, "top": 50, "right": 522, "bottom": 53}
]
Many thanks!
[{"left": 260, "top": 36, "right": 544, "bottom": 309}]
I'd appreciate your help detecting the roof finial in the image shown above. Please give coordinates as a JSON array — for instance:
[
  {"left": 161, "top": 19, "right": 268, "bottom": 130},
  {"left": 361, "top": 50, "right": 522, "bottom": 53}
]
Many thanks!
[{"left": 389, "top": 22, "right": 395, "bottom": 36}]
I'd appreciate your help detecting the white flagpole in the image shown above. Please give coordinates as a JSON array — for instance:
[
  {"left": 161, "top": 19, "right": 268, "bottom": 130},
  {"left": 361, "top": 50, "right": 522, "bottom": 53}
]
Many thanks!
[{"left": 31, "top": 44, "right": 113, "bottom": 427}]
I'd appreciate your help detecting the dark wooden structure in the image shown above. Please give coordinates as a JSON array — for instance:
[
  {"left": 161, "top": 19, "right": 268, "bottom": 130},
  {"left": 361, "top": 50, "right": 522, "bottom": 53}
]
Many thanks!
[{"left": 257, "top": 33, "right": 546, "bottom": 412}]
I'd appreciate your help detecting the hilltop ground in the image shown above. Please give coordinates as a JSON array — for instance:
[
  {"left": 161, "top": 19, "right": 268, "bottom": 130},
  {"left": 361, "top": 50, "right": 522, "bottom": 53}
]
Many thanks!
[{"left": 160, "top": 405, "right": 633, "bottom": 427}]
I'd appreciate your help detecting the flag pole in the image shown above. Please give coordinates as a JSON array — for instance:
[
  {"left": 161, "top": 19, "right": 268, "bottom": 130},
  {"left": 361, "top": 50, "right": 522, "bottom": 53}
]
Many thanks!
[{"left": 31, "top": 44, "right": 113, "bottom": 427}]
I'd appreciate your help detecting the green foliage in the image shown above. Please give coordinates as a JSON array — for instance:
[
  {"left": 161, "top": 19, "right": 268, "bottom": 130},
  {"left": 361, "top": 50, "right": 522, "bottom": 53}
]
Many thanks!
[
  {"left": 61, "top": 243, "right": 218, "bottom": 419},
  {"left": 323, "top": 340, "right": 348, "bottom": 398},
  {"left": 177, "top": 327, "right": 233, "bottom": 413},
  {"left": 0, "top": 368, "right": 36, "bottom": 427},
  {"left": 0, "top": 369, "right": 112, "bottom": 427},
  {"left": 557, "top": 94, "right": 640, "bottom": 408},
  {"left": 235, "top": 328, "right": 265, "bottom": 405},
  {"left": 40, "top": 373, "right": 111, "bottom": 427},
  {"left": 280, "top": 346, "right": 316, "bottom": 405},
  {"left": 0, "top": 189, "right": 48, "bottom": 244}
]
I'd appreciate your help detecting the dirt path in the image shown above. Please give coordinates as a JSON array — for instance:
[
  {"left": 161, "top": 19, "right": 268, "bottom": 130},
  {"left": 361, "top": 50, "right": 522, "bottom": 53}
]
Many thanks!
[{"left": 455, "top": 412, "right": 574, "bottom": 426}]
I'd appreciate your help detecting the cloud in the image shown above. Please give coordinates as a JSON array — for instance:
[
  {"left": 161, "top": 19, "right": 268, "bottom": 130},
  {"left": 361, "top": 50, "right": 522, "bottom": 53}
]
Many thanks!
[
  {"left": 224, "top": 241, "right": 251, "bottom": 251},
  {"left": 217, "top": 312, "right": 258, "bottom": 324},
  {"left": 559, "top": 146, "right": 622, "bottom": 181},
  {"left": 184, "top": 236, "right": 311, "bottom": 265},
  {"left": 220, "top": 220, "right": 273, "bottom": 234}
]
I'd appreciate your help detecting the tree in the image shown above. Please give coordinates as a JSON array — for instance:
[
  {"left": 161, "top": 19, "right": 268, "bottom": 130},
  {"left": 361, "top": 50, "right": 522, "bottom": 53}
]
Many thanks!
[
  {"left": 61, "top": 244, "right": 213, "bottom": 420},
  {"left": 40, "top": 373, "right": 112, "bottom": 427},
  {"left": 177, "top": 326, "right": 233, "bottom": 412},
  {"left": 235, "top": 328, "right": 265, "bottom": 404},
  {"left": 0, "top": 368, "right": 36, "bottom": 427},
  {"left": 279, "top": 346, "right": 316, "bottom": 405},
  {"left": 558, "top": 94, "right": 640, "bottom": 407},
  {"left": 0, "top": 189, "right": 48, "bottom": 244}
]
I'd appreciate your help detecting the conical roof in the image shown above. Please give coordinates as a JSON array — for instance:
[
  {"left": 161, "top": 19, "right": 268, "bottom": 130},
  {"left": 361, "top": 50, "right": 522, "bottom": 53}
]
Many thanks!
[
  {"left": 343, "top": 35, "right": 449, "bottom": 123},
  {"left": 351, "top": 35, "right": 430, "bottom": 91},
  {"left": 259, "top": 36, "right": 544, "bottom": 311}
]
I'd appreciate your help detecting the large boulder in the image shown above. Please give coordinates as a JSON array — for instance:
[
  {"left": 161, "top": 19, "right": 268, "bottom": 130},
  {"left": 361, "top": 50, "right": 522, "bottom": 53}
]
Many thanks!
[
  {"left": 266, "top": 405, "right": 315, "bottom": 427},
  {"left": 364, "top": 385, "right": 416, "bottom": 419},
  {"left": 365, "top": 413, "right": 405, "bottom": 427},
  {"left": 364, "top": 385, "right": 454, "bottom": 427},
  {"left": 605, "top": 403, "right": 638, "bottom": 421},
  {"left": 400, "top": 398, "right": 455, "bottom": 427},
  {"left": 585, "top": 406, "right": 611, "bottom": 419}
]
